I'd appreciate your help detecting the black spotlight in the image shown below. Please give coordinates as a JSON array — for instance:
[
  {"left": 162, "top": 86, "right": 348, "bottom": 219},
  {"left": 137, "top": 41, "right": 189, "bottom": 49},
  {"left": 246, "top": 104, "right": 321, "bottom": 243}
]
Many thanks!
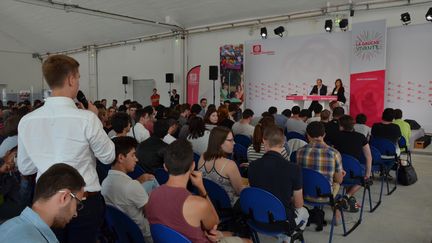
[
  {"left": 426, "top": 7, "right": 432, "bottom": 22},
  {"left": 260, "top": 27, "right": 267, "bottom": 39},
  {"left": 401, "top": 12, "right": 411, "bottom": 25},
  {"left": 325, "top": 19, "right": 333, "bottom": 32},
  {"left": 339, "top": 19, "right": 348, "bottom": 31},
  {"left": 274, "top": 26, "right": 285, "bottom": 37}
]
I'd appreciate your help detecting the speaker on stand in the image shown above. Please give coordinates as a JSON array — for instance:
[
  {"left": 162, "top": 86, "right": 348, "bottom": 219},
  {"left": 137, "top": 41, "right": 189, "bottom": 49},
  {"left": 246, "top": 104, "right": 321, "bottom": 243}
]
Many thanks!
[
  {"left": 166, "top": 73, "right": 174, "bottom": 95},
  {"left": 122, "top": 76, "right": 128, "bottom": 99},
  {"left": 209, "top": 66, "right": 218, "bottom": 105}
]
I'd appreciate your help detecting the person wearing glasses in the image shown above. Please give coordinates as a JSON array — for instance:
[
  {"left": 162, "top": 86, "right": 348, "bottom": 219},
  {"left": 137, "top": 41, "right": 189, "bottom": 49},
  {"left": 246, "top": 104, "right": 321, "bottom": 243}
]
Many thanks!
[
  {"left": 197, "top": 126, "right": 247, "bottom": 207},
  {"left": 0, "top": 163, "right": 86, "bottom": 242}
]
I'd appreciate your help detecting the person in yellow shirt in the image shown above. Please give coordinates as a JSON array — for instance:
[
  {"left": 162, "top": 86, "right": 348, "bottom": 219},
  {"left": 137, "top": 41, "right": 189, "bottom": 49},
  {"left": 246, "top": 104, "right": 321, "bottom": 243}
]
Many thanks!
[{"left": 393, "top": 109, "right": 411, "bottom": 150}]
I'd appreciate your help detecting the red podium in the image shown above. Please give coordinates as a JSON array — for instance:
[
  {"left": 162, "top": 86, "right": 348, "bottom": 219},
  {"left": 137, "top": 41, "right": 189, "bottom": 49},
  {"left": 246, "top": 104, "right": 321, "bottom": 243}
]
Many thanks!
[{"left": 286, "top": 95, "right": 337, "bottom": 109}]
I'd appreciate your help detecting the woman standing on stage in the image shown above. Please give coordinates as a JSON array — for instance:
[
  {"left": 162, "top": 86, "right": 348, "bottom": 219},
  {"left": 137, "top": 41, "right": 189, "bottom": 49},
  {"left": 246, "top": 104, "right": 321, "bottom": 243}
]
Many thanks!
[{"left": 331, "top": 78, "right": 346, "bottom": 104}]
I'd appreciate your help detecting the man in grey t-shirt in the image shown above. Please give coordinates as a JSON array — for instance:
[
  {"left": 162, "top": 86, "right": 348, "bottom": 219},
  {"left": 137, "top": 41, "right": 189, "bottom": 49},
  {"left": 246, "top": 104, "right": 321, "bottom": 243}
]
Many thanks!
[
  {"left": 285, "top": 109, "right": 308, "bottom": 135},
  {"left": 232, "top": 109, "right": 255, "bottom": 138}
]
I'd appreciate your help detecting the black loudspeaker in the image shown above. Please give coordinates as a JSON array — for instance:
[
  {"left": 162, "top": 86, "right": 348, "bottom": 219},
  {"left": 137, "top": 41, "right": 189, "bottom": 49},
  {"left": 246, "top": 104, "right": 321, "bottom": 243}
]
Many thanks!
[
  {"left": 166, "top": 73, "right": 174, "bottom": 83},
  {"left": 122, "top": 76, "right": 128, "bottom": 85},
  {"left": 209, "top": 66, "right": 218, "bottom": 80}
]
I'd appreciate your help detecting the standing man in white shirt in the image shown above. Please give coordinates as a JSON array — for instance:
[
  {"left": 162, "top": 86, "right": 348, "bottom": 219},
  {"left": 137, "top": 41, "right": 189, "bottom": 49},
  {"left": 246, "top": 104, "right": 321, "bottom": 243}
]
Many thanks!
[
  {"left": 17, "top": 54, "right": 115, "bottom": 243},
  {"left": 127, "top": 106, "right": 153, "bottom": 142}
]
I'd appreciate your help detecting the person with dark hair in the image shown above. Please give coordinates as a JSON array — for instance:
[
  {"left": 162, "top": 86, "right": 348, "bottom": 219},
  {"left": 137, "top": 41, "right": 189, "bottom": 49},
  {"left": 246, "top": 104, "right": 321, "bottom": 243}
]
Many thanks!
[
  {"left": 269, "top": 106, "right": 288, "bottom": 129},
  {"left": 127, "top": 105, "right": 153, "bottom": 142},
  {"left": 307, "top": 103, "right": 323, "bottom": 124},
  {"left": 320, "top": 109, "right": 331, "bottom": 123},
  {"left": 101, "top": 99, "right": 107, "bottom": 108},
  {"left": 17, "top": 55, "right": 115, "bottom": 243},
  {"left": 282, "top": 109, "right": 292, "bottom": 118},
  {"left": 127, "top": 103, "right": 138, "bottom": 126},
  {"left": 178, "top": 104, "right": 190, "bottom": 127},
  {"left": 218, "top": 105, "right": 235, "bottom": 129},
  {"left": 110, "top": 112, "right": 132, "bottom": 138},
  {"left": 163, "top": 118, "right": 179, "bottom": 144},
  {"left": 393, "top": 109, "right": 411, "bottom": 148},
  {"left": 0, "top": 115, "right": 21, "bottom": 157},
  {"left": 111, "top": 99, "right": 118, "bottom": 109},
  {"left": 249, "top": 126, "right": 308, "bottom": 241},
  {"left": 198, "top": 127, "right": 247, "bottom": 206},
  {"left": 232, "top": 109, "right": 254, "bottom": 138},
  {"left": 248, "top": 117, "right": 289, "bottom": 163},
  {"left": 191, "top": 104, "right": 202, "bottom": 117},
  {"left": 136, "top": 119, "right": 169, "bottom": 174},
  {"left": 0, "top": 163, "right": 85, "bottom": 242},
  {"left": 324, "top": 106, "right": 345, "bottom": 144},
  {"left": 146, "top": 140, "right": 250, "bottom": 243},
  {"left": 285, "top": 107, "right": 308, "bottom": 135},
  {"left": 204, "top": 106, "right": 219, "bottom": 130},
  {"left": 331, "top": 79, "right": 346, "bottom": 104},
  {"left": 353, "top": 113, "right": 371, "bottom": 139},
  {"left": 170, "top": 89, "right": 180, "bottom": 108},
  {"left": 187, "top": 116, "right": 211, "bottom": 155},
  {"left": 198, "top": 98, "right": 208, "bottom": 117},
  {"left": 371, "top": 108, "right": 402, "bottom": 154},
  {"left": 308, "top": 78, "right": 328, "bottom": 112},
  {"left": 101, "top": 137, "right": 154, "bottom": 242},
  {"left": 118, "top": 104, "right": 127, "bottom": 113},
  {"left": 332, "top": 115, "right": 372, "bottom": 212}
]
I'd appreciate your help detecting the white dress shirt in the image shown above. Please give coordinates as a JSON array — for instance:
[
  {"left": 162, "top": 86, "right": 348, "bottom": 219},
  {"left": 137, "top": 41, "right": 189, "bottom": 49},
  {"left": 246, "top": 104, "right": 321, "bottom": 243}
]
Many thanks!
[
  {"left": 17, "top": 97, "right": 115, "bottom": 192},
  {"left": 127, "top": 122, "right": 150, "bottom": 143},
  {"left": 162, "top": 134, "right": 176, "bottom": 144}
]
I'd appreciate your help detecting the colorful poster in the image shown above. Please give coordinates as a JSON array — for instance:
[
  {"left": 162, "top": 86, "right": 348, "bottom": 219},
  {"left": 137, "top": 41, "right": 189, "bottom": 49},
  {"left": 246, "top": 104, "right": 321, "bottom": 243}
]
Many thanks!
[
  {"left": 220, "top": 44, "right": 244, "bottom": 104},
  {"left": 186, "top": 65, "right": 201, "bottom": 105},
  {"left": 350, "top": 20, "right": 387, "bottom": 126}
]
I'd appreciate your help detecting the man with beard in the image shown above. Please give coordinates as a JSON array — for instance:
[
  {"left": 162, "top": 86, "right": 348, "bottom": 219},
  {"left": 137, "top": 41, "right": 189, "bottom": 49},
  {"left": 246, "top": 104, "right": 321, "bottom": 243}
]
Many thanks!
[{"left": 0, "top": 163, "right": 85, "bottom": 242}]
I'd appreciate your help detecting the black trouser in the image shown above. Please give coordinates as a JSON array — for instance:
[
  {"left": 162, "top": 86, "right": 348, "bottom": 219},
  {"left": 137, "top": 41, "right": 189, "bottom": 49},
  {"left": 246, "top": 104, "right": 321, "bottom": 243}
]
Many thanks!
[{"left": 54, "top": 192, "right": 105, "bottom": 243}]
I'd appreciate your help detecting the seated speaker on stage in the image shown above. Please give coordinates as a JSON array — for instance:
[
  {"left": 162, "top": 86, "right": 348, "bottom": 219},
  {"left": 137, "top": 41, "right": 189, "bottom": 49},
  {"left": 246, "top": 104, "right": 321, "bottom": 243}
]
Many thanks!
[
  {"left": 308, "top": 78, "right": 327, "bottom": 112},
  {"left": 330, "top": 79, "right": 346, "bottom": 105}
]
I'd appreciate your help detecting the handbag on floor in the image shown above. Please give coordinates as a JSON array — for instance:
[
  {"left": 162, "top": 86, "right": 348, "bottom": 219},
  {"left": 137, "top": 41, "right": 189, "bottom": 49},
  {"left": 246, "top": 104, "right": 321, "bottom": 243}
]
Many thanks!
[{"left": 397, "top": 160, "right": 418, "bottom": 186}]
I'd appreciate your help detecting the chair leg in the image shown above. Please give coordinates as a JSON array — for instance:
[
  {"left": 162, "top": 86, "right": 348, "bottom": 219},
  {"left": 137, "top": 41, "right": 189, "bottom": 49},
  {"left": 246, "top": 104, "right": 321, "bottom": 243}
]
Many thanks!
[
  {"left": 328, "top": 207, "right": 336, "bottom": 243},
  {"left": 369, "top": 178, "right": 382, "bottom": 212},
  {"left": 342, "top": 186, "right": 365, "bottom": 236},
  {"left": 385, "top": 166, "right": 397, "bottom": 195}
]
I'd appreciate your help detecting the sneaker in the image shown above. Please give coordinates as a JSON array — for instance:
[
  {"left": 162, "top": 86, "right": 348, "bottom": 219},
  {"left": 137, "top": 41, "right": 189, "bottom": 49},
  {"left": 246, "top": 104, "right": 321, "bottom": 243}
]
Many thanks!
[{"left": 345, "top": 196, "right": 360, "bottom": 213}]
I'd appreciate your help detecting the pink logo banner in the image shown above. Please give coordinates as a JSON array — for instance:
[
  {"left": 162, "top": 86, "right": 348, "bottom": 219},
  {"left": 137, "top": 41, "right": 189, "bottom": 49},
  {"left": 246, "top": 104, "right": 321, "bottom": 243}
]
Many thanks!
[{"left": 187, "top": 65, "right": 201, "bottom": 104}]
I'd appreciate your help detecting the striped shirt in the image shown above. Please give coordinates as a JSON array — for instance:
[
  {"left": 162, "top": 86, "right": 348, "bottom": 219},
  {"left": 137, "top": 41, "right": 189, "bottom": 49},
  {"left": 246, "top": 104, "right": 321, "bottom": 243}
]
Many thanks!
[
  {"left": 247, "top": 143, "right": 289, "bottom": 163},
  {"left": 296, "top": 141, "right": 342, "bottom": 185}
]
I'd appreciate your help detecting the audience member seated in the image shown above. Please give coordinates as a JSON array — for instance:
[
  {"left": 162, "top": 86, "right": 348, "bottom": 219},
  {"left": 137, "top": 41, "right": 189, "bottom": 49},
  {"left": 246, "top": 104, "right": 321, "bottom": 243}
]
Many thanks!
[
  {"left": 285, "top": 107, "right": 308, "bottom": 135},
  {"left": 204, "top": 107, "right": 219, "bottom": 131},
  {"left": 332, "top": 115, "right": 372, "bottom": 212},
  {"left": 393, "top": 109, "right": 411, "bottom": 148},
  {"left": 0, "top": 164, "right": 85, "bottom": 242},
  {"left": 178, "top": 104, "right": 190, "bottom": 127},
  {"left": 296, "top": 122, "right": 345, "bottom": 221},
  {"left": 218, "top": 105, "right": 234, "bottom": 129},
  {"left": 146, "top": 140, "right": 250, "bottom": 243},
  {"left": 282, "top": 109, "right": 292, "bottom": 119},
  {"left": 127, "top": 103, "right": 139, "bottom": 127},
  {"left": 324, "top": 107, "right": 344, "bottom": 144},
  {"left": 101, "top": 137, "right": 155, "bottom": 242},
  {"left": 187, "top": 116, "right": 211, "bottom": 155},
  {"left": 0, "top": 149, "right": 23, "bottom": 221},
  {"left": 371, "top": 108, "right": 402, "bottom": 156},
  {"left": 228, "top": 103, "right": 240, "bottom": 122},
  {"left": 232, "top": 109, "right": 255, "bottom": 138},
  {"left": 353, "top": 113, "right": 371, "bottom": 140},
  {"left": 163, "top": 118, "right": 178, "bottom": 144},
  {"left": 109, "top": 112, "right": 132, "bottom": 138},
  {"left": 307, "top": 103, "right": 323, "bottom": 124},
  {"left": 248, "top": 125, "right": 308, "bottom": 241},
  {"left": 320, "top": 109, "right": 331, "bottom": 123},
  {"left": 198, "top": 127, "right": 247, "bottom": 207},
  {"left": 128, "top": 106, "right": 153, "bottom": 142},
  {"left": 96, "top": 104, "right": 110, "bottom": 134},
  {"left": 0, "top": 115, "right": 21, "bottom": 157},
  {"left": 248, "top": 116, "right": 289, "bottom": 163},
  {"left": 269, "top": 106, "right": 288, "bottom": 129},
  {"left": 136, "top": 120, "right": 169, "bottom": 173}
]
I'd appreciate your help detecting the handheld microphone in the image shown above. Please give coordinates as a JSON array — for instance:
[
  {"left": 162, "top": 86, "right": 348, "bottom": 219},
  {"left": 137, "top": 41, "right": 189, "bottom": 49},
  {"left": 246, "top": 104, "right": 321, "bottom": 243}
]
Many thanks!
[{"left": 76, "top": 90, "right": 89, "bottom": 109}]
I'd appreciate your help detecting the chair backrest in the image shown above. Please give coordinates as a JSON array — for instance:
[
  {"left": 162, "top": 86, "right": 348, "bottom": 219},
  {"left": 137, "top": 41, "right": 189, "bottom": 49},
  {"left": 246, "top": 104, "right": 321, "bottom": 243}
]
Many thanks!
[
  {"left": 240, "top": 187, "right": 287, "bottom": 223},
  {"left": 398, "top": 136, "right": 407, "bottom": 148},
  {"left": 234, "top": 134, "right": 252, "bottom": 148},
  {"left": 289, "top": 150, "right": 297, "bottom": 163},
  {"left": 233, "top": 143, "right": 248, "bottom": 164},
  {"left": 341, "top": 154, "right": 364, "bottom": 182},
  {"left": 203, "top": 178, "right": 232, "bottom": 210},
  {"left": 154, "top": 168, "right": 169, "bottom": 185},
  {"left": 127, "top": 164, "right": 145, "bottom": 180},
  {"left": 286, "top": 131, "right": 307, "bottom": 142},
  {"left": 105, "top": 205, "right": 145, "bottom": 243},
  {"left": 150, "top": 224, "right": 191, "bottom": 243},
  {"left": 360, "top": 145, "right": 382, "bottom": 165},
  {"left": 370, "top": 137, "right": 397, "bottom": 156},
  {"left": 302, "top": 168, "right": 332, "bottom": 199},
  {"left": 193, "top": 153, "right": 200, "bottom": 170}
]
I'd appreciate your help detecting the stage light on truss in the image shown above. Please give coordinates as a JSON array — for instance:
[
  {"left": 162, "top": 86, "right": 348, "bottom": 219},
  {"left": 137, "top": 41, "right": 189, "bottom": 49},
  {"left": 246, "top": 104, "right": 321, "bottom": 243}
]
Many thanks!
[
  {"left": 339, "top": 19, "right": 348, "bottom": 31},
  {"left": 325, "top": 19, "right": 333, "bottom": 32},
  {"left": 401, "top": 12, "right": 411, "bottom": 25},
  {"left": 426, "top": 7, "right": 432, "bottom": 22},
  {"left": 260, "top": 27, "right": 267, "bottom": 39},
  {"left": 274, "top": 26, "right": 285, "bottom": 37}
]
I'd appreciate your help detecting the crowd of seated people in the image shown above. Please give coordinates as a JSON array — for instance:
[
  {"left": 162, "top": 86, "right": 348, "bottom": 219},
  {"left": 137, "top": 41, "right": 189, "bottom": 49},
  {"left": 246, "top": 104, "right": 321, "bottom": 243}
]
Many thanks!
[{"left": 0, "top": 55, "right": 416, "bottom": 243}]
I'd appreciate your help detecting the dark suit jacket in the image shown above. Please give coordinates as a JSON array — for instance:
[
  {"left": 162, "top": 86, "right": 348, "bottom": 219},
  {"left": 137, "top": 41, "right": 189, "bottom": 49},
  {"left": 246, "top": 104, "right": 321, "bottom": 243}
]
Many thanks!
[
  {"left": 310, "top": 85, "right": 327, "bottom": 95},
  {"left": 331, "top": 87, "right": 346, "bottom": 103}
]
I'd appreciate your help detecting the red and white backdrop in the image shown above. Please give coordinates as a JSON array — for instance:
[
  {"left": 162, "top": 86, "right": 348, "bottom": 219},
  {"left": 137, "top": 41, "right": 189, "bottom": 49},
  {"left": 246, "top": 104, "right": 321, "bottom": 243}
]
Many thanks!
[{"left": 244, "top": 33, "right": 351, "bottom": 114}]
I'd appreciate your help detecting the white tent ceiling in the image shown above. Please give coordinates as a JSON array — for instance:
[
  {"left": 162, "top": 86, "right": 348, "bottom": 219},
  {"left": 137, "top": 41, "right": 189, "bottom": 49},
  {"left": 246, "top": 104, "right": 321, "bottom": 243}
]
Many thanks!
[{"left": 0, "top": 0, "right": 399, "bottom": 53}]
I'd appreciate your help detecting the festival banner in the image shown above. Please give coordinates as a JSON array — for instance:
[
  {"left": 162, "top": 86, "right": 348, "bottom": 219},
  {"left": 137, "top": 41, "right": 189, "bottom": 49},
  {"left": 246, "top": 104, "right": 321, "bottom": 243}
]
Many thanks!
[
  {"left": 220, "top": 44, "right": 244, "bottom": 104},
  {"left": 186, "top": 65, "right": 201, "bottom": 104},
  {"left": 350, "top": 20, "right": 387, "bottom": 126}
]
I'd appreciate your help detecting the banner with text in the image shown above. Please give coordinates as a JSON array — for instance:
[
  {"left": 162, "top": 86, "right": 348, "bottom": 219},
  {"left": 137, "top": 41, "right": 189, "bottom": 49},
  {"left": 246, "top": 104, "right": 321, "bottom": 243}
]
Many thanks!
[
  {"left": 187, "top": 65, "right": 201, "bottom": 104},
  {"left": 350, "top": 20, "right": 387, "bottom": 126}
]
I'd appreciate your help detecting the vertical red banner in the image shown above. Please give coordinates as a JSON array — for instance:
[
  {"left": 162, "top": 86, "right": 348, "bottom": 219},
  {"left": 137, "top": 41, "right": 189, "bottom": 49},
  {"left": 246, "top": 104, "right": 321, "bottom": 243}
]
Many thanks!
[{"left": 187, "top": 65, "right": 201, "bottom": 104}]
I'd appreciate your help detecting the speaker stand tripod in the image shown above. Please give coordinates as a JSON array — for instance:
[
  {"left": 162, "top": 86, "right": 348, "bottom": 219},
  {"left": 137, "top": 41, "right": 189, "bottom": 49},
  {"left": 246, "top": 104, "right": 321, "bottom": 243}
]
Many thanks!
[{"left": 211, "top": 79, "right": 216, "bottom": 105}]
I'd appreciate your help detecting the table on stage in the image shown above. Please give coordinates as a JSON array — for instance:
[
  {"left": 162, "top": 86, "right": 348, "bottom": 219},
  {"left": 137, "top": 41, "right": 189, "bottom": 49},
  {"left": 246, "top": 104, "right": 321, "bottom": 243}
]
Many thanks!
[{"left": 286, "top": 95, "right": 337, "bottom": 110}]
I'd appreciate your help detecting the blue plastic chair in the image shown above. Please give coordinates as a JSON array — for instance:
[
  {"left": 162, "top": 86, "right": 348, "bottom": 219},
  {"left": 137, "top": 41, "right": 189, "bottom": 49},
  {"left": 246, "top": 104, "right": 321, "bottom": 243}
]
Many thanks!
[
  {"left": 340, "top": 154, "right": 375, "bottom": 235},
  {"left": 369, "top": 137, "right": 398, "bottom": 195},
  {"left": 127, "top": 164, "right": 146, "bottom": 180},
  {"left": 302, "top": 168, "right": 347, "bottom": 243},
  {"left": 290, "top": 151, "right": 297, "bottom": 163},
  {"left": 105, "top": 205, "right": 145, "bottom": 243},
  {"left": 234, "top": 134, "right": 252, "bottom": 148},
  {"left": 233, "top": 143, "right": 248, "bottom": 163},
  {"left": 154, "top": 168, "right": 169, "bottom": 185},
  {"left": 240, "top": 187, "right": 304, "bottom": 243},
  {"left": 150, "top": 224, "right": 191, "bottom": 243},
  {"left": 285, "top": 131, "right": 307, "bottom": 142},
  {"left": 202, "top": 178, "right": 234, "bottom": 222}
]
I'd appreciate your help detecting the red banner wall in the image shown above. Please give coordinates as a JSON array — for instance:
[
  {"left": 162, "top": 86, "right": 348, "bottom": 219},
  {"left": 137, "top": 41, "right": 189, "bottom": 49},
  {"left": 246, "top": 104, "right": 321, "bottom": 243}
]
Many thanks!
[{"left": 186, "top": 65, "right": 201, "bottom": 104}]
